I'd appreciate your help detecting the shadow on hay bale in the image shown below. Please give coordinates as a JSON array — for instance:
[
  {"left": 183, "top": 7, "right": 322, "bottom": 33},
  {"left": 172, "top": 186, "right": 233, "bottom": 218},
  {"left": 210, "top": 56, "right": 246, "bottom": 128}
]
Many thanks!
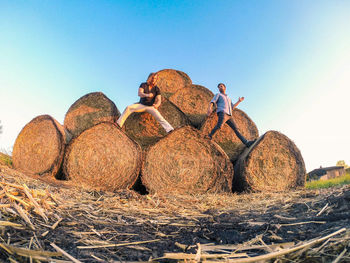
[
  {"left": 63, "top": 122, "right": 141, "bottom": 192},
  {"left": 64, "top": 92, "right": 120, "bottom": 139},
  {"left": 12, "top": 115, "right": 69, "bottom": 178},
  {"left": 169, "top": 84, "right": 214, "bottom": 129},
  {"left": 200, "top": 109, "right": 259, "bottom": 162},
  {"left": 122, "top": 99, "right": 190, "bottom": 148},
  {"left": 141, "top": 126, "right": 233, "bottom": 194},
  {"left": 233, "top": 130, "right": 306, "bottom": 192},
  {"left": 147, "top": 69, "right": 192, "bottom": 99}
]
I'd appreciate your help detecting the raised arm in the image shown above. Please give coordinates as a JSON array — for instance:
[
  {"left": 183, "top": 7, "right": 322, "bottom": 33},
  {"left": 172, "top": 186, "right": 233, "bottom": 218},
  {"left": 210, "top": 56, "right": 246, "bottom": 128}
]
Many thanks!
[{"left": 232, "top": 97, "right": 244, "bottom": 110}]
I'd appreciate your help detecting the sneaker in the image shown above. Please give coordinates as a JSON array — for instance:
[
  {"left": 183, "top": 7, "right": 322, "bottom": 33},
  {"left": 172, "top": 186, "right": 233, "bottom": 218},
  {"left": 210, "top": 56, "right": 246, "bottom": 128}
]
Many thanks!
[{"left": 246, "top": 139, "right": 256, "bottom": 147}]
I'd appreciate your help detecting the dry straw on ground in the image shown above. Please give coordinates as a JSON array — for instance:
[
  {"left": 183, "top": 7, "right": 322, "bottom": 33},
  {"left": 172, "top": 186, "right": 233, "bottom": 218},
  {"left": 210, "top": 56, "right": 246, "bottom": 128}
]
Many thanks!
[
  {"left": 12, "top": 115, "right": 69, "bottom": 178},
  {"left": 233, "top": 130, "right": 306, "bottom": 192},
  {"left": 201, "top": 109, "right": 259, "bottom": 162},
  {"left": 169, "top": 84, "right": 214, "bottom": 129},
  {"left": 142, "top": 126, "right": 233, "bottom": 194},
  {"left": 122, "top": 98, "right": 190, "bottom": 147},
  {"left": 64, "top": 92, "right": 120, "bottom": 139},
  {"left": 63, "top": 122, "right": 141, "bottom": 191},
  {"left": 149, "top": 69, "right": 192, "bottom": 98}
]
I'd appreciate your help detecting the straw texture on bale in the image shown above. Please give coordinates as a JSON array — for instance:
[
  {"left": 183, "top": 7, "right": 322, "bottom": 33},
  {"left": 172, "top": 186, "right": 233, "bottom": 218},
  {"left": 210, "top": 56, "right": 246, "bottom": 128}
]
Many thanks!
[
  {"left": 122, "top": 99, "right": 190, "bottom": 147},
  {"left": 142, "top": 126, "right": 233, "bottom": 194},
  {"left": 201, "top": 109, "right": 259, "bottom": 162},
  {"left": 12, "top": 115, "right": 68, "bottom": 178},
  {"left": 148, "top": 69, "right": 192, "bottom": 98},
  {"left": 233, "top": 130, "right": 306, "bottom": 192},
  {"left": 169, "top": 84, "right": 214, "bottom": 128},
  {"left": 64, "top": 92, "right": 120, "bottom": 139},
  {"left": 63, "top": 122, "right": 141, "bottom": 191}
]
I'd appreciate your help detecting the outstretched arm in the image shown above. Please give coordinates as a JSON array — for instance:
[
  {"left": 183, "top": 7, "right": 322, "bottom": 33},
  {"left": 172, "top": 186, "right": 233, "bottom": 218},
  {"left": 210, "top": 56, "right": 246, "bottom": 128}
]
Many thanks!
[
  {"left": 138, "top": 88, "right": 154, "bottom": 98},
  {"left": 232, "top": 97, "right": 244, "bottom": 110}
]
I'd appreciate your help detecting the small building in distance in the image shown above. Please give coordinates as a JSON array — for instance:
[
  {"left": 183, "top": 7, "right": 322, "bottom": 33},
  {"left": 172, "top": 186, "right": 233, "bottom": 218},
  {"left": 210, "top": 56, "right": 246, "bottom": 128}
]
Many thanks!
[{"left": 307, "top": 166, "right": 345, "bottom": 181}]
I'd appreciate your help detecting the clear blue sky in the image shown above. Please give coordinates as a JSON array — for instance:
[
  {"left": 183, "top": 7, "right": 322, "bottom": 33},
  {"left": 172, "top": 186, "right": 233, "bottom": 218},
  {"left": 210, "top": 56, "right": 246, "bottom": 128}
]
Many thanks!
[{"left": 1, "top": 0, "right": 349, "bottom": 171}]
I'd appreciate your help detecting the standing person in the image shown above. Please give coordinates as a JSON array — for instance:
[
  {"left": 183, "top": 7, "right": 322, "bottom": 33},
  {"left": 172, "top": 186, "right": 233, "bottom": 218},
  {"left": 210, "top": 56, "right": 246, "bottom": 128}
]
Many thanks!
[
  {"left": 116, "top": 73, "right": 174, "bottom": 133},
  {"left": 206, "top": 83, "right": 255, "bottom": 147}
]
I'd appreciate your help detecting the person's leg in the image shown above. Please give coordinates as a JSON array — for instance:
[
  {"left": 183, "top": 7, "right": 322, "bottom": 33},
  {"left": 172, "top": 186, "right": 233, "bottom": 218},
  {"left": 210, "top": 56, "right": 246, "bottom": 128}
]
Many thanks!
[
  {"left": 226, "top": 118, "right": 253, "bottom": 146},
  {"left": 145, "top": 107, "right": 174, "bottom": 133},
  {"left": 116, "top": 103, "right": 147, "bottom": 127},
  {"left": 208, "top": 111, "right": 225, "bottom": 138}
]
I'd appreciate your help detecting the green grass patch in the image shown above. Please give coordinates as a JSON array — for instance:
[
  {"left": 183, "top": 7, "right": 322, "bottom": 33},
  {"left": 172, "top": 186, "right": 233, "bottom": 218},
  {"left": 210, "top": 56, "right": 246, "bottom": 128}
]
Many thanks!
[
  {"left": 306, "top": 173, "right": 350, "bottom": 189},
  {"left": 0, "top": 152, "right": 12, "bottom": 167}
]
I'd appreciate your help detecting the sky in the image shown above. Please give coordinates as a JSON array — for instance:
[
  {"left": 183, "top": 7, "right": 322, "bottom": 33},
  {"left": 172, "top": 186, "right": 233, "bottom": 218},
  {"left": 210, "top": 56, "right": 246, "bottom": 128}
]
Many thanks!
[{"left": 0, "top": 0, "right": 349, "bottom": 172}]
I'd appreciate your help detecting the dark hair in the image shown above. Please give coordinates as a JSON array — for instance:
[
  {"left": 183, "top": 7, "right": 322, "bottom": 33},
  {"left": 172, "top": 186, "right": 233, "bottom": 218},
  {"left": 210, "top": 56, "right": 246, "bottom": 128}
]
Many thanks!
[{"left": 217, "top": 83, "right": 226, "bottom": 88}]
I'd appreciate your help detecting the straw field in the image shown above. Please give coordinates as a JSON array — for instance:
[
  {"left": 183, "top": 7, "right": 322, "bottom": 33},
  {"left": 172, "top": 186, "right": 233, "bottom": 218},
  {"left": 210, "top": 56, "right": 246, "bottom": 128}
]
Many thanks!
[
  {"left": 201, "top": 109, "right": 259, "bottom": 162},
  {"left": 169, "top": 84, "right": 214, "bottom": 128},
  {"left": 233, "top": 130, "right": 306, "bottom": 192},
  {"left": 64, "top": 92, "right": 120, "bottom": 139},
  {"left": 149, "top": 69, "right": 192, "bottom": 98},
  {"left": 0, "top": 164, "right": 349, "bottom": 262},
  {"left": 63, "top": 122, "right": 142, "bottom": 191},
  {"left": 142, "top": 126, "right": 233, "bottom": 194},
  {"left": 122, "top": 98, "right": 190, "bottom": 147},
  {"left": 12, "top": 115, "right": 69, "bottom": 178}
]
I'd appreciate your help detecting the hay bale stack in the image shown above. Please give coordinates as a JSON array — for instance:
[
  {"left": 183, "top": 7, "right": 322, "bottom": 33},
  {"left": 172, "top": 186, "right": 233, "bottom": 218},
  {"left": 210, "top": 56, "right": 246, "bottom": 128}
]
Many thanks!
[
  {"left": 122, "top": 99, "right": 190, "bottom": 147},
  {"left": 169, "top": 84, "right": 214, "bottom": 128},
  {"left": 149, "top": 69, "right": 192, "bottom": 98},
  {"left": 12, "top": 115, "right": 69, "bottom": 178},
  {"left": 233, "top": 130, "right": 306, "bottom": 192},
  {"left": 64, "top": 92, "right": 120, "bottom": 139},
  {"left": 63, "top": 122, "right": 141, "bottom": 191},
  {"left": 200, "top": 109, "right": 259, "bottom": 162},
  {"left": 142, "top": 126, "right": 233, "bottom": 194}
]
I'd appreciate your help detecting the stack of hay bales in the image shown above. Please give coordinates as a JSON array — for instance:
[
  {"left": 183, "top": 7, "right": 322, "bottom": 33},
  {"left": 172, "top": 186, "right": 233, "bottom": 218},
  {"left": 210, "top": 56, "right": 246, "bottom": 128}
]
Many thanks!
[{"left": 12, "top": 68, "right": 306, "bottom": 193}]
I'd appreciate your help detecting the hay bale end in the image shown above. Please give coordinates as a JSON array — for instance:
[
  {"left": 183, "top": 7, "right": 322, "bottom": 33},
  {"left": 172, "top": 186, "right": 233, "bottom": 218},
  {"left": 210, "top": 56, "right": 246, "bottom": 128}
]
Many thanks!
[
  {"left": 233, "top": 130, "right": 306, "bottom": 192},
  {"left": 142, "top": 126, "right": 233, "bottom": 194}
]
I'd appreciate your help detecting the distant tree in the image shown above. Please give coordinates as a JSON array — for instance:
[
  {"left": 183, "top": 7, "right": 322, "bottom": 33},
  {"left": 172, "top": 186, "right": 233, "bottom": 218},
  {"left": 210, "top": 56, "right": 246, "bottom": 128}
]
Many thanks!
[
  {"left": 336, "top": 160, "right": 349, "bottom": 168},
  {"left": 0, "top": 120, "right": 2, "bottom": 134}
]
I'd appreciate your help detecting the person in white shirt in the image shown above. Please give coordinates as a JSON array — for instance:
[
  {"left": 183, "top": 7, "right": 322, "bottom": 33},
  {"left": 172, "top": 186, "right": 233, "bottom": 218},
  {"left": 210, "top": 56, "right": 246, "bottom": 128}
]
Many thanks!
[{"left": 206, "top": 83, "right": 255, "bottom": 147}]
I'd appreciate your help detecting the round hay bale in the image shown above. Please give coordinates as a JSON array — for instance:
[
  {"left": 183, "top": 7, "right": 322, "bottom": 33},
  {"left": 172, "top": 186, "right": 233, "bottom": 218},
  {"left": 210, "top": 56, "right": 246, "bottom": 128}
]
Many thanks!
[
  {"left": 12, "top": 115, "right": 68, "bottom": 178},
  {"left": 169, "top": 84, "right": 214, "bottom": 128},
  {"left": 64, "top": 92, "right": 120, "bottom": 139},
  {"left": 63, "top": 122, "right": 141, "bottom": 191},
  {"left": 0, "top": 152, "right": 12, "bottom": 167},
  {"left": 233, "top": 130, "right": 306, "bottom": 192},
  {"left": 142, "top": 126, "right": 233, "bottom": 194},
  {"left": 148, "top": 69, "right": 192, "bottom": 98},
  {"left": 200, "top": 109, "right": 259, "bottom": 162},
  {"left": 122, "top": 99, "right": 190, "bottom": 147}
]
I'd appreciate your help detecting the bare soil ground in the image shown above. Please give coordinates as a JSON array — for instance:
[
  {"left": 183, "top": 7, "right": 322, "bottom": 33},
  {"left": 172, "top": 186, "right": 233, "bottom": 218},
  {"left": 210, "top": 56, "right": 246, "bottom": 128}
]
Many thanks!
[{"left": 0, "top": 164, "right": 349, "bottom": 262}]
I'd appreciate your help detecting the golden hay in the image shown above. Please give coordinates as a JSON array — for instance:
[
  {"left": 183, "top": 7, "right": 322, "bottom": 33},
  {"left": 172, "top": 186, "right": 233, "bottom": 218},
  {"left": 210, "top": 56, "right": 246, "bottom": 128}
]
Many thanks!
[
  {"left": 169, "top": 84, "right": 214, "bottom": 128},
  {"left": 148, "top": 69, "right": 192, "bottom": 98},
  {"left": 63, "top": 122, "right": 142, "bottom": 191},
  {"left": 12, "top": 115, "right": 69, "bottom": 178},
  {"left": 200, "top": 109, "right": 259, "bottom": 162},
  {"left": 0, "top": 152, "right": 12, "bottom": 167},
  {"left": 122, "top": 99, "right": 190, "bottom": 147},
  {"left": 233, "top": 130, "right": 306, "bottom": 192},
  {"left": 142, "top": 126, "right": 233, "bottom": 194},
  {"left": 64, "top": 92, "right": 120, "bottom": 139}
]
